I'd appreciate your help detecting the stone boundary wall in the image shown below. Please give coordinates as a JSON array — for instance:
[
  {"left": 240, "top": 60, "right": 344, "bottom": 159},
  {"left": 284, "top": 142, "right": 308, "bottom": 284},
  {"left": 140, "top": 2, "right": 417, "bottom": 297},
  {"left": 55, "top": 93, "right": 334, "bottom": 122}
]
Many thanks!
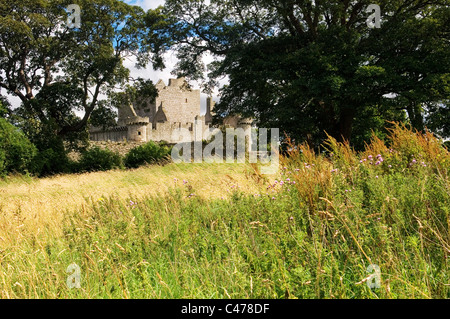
[{"left": 90, "top": 127, "right": 128, "bottom": 142}]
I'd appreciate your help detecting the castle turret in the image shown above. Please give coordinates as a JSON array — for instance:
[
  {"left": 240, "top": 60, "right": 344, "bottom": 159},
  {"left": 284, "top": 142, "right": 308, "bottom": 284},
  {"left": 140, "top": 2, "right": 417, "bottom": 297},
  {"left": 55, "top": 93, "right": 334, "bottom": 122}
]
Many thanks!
[{"left": 205, "top": 97, "right": 215, "bottom": 125}]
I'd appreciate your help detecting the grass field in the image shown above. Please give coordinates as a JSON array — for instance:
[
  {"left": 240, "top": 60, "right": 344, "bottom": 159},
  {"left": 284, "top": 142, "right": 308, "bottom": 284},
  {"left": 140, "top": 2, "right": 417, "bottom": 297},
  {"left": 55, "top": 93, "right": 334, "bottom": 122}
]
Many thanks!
[{"left": 0, "top": 124, "right": 449, "bottom": 299}]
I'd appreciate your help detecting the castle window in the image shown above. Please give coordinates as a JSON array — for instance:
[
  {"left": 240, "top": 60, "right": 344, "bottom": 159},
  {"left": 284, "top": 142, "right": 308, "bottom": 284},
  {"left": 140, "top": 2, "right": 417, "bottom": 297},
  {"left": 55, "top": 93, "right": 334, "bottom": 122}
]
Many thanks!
[
  {"left": 185, "top": 98, "right": 188, "bottom": 103},
  {"left": 138, "top": 131, "right": 141, "bottom": 135}
]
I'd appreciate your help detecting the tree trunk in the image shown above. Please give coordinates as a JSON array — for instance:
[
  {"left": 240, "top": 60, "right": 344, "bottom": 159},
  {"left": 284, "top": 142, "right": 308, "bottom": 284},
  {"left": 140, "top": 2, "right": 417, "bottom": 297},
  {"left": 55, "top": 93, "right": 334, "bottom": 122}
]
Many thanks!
[{"left": 335, "top": 108, "right": 355, "bottom": 143}]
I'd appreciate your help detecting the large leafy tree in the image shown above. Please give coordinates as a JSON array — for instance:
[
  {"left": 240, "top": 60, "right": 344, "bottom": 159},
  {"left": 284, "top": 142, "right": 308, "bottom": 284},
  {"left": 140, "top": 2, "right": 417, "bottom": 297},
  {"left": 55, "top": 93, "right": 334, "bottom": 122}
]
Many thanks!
[
  {"left": 0, "top": 0, "right": 167, "bottom": 148},
  {"left": 160, "top": 0, "right": 450, "bottom": 147}
]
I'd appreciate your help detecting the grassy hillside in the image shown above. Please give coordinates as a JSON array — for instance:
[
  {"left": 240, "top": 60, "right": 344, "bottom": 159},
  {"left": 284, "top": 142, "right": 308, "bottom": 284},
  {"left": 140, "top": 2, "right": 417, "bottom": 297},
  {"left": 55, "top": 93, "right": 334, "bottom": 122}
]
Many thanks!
[{"left": 0, "top": 124, "right": 449, "bottom": 298}]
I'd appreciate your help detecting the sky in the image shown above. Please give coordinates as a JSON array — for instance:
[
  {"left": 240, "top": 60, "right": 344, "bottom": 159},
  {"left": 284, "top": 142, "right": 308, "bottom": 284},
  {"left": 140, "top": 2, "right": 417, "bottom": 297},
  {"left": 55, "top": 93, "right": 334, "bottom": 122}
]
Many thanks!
[{"left": 123, "top": 0, "right": 218, "bottom": 115}]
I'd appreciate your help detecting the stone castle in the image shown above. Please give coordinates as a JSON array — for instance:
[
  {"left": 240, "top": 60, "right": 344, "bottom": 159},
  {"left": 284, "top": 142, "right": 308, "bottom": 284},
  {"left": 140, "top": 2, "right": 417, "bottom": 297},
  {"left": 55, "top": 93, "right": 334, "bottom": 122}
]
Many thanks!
[{"left": 89, "top": 77, "right": 218, "bottom": 144}]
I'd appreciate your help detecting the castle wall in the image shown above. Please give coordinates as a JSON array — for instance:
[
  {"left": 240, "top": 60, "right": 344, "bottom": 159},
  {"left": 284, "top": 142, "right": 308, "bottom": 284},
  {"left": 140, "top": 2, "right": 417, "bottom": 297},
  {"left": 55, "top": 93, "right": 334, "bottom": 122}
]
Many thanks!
[
  {"left": 152, "top": 78, "right": 201, "bottom": 125},
  {"left": 90, "top": 127, "right": 128, "bottom": 142},
  {"left": 128, "top": 124, "right": 148, "bottom": 142},
  {"left": 90, "top": 78, "right": 211, "bottom": 144}
]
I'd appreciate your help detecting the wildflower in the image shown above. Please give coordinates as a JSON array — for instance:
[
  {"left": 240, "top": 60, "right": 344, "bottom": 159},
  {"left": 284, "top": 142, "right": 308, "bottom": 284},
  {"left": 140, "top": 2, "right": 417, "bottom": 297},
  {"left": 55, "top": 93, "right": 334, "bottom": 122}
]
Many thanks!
[
  {"left": 360, "top": 160, "right": 363, "bottom": 163},
  {"left": 331, "top": 169, "right": 338, "bottom": 173},
  {"left": 286, "top": 178, "right": 290, "bottom": 182},
  {"left": 377, "top": 154, "right": 382, "bottom": 158},
  {"left": 388, "top": 165, "right": 392, "bottom": 168},
  {"left": 272, "top": 197, "right": 276, "bottom": 200},
  {"left": 412, "top": 159, "right": 417, "bottom": 164},
  {"left": 294, "top": 169, "right": 300, "bottom": 172},
  {"left": 274, "top": 180, "right": 278, "bottom": 184},
  {"left": 183, "top": 180, "right": 188, "bottom": 184},
  {"left": 292, "top": 181, "right": 296, "bottom": 184},
  {"left": 279, "top": 181, "right": 284, "bottom": 186},
  {"left": 368, "top": 155, "right": 373, "bottom": 160},
  {"left": 174, "top": 178, "right": 178, "bottom": 182},
  {"left": 375, "top": 176, "right": 378, "bottom": 179},
  {"left": 375, "top": 161, "right": 380, "bottom": 166},
  {"left": 289, "top": 216, "right": 294, "bottom": 221},
  {"left": 363, "top": 159, "right": 367, "bottom": 162}
]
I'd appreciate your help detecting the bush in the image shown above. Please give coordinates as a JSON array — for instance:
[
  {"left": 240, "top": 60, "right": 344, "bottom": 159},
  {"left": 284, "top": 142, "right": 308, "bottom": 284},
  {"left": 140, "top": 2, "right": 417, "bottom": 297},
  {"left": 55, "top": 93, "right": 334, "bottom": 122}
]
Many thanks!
[
  {"left": 78, "top": 146, "right": 123, "bottom": 172},
  {"left": 124, "top": 141, "right": 171, "bottom": 168},
  {"left": 30, "top": 147, "right": 73, "bottom": 176},
  {"left": 0, "top": 118, "right": 37, "bottom": 175}
]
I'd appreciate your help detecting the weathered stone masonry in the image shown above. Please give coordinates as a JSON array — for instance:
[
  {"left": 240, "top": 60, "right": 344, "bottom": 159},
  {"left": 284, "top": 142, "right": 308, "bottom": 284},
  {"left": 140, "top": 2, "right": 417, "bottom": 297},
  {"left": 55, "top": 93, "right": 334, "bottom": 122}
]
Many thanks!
[{"left": 89, "top": 77, "right": 216, "bottom": 144}]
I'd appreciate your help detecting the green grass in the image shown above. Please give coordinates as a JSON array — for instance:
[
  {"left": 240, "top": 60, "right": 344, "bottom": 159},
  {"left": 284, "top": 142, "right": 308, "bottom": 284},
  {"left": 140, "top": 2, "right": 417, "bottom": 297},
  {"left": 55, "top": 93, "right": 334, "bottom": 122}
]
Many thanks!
[{"left": 0, "top": 125, "right": 449, "bottom": 298}]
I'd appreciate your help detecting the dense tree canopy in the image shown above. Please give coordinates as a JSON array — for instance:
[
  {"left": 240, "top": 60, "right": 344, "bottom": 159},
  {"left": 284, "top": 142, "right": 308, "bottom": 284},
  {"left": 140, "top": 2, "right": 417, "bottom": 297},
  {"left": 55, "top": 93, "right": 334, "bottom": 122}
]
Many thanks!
[
  {"left": 0, "top": 0, "right": 166, "bottom": 145},
  {"left": 158, "top": 0, "right": 450, "bottom": 147}
]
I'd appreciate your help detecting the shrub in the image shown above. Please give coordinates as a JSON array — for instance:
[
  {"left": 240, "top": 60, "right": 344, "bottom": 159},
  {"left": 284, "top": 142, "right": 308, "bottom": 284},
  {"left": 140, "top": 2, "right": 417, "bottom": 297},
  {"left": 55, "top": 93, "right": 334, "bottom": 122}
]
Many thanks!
[
  {"left": 124, "top": 141, "right": 171, "bottom": 168},
  {"left": 78, "top": 146, "right": 123, "bottom": 172},
  {"left": 0, "top": 118, "right": 37, "bottom": 175},
  {"left": 30, "top": 147, "right": 73, "bottom": 176}
]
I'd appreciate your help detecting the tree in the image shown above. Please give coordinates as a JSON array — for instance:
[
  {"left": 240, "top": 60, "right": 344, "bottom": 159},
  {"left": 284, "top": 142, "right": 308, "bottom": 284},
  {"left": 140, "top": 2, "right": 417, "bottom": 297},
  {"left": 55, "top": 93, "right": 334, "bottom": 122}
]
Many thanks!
[
  {"left": 0, "top": 0, "right": 166, "bottom": 146},
  {"left": 159, "top": 0, "right": 450, "bottom": 147}
]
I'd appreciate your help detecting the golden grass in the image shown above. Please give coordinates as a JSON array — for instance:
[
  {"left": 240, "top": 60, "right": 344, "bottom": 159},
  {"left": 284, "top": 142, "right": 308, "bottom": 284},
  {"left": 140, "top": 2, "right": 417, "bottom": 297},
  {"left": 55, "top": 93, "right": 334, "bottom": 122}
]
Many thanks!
[{"left": 0, "top": 162, "right": 268, "bottom": 247}]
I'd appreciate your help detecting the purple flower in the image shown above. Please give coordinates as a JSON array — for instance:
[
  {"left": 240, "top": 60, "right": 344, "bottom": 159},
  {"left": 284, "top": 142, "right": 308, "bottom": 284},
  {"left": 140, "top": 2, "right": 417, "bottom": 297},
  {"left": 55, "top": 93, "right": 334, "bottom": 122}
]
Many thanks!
[
  {"left": 295, "top": 168, "right": 300, "bottom": 172},
  {"left": 368, "top": 155, "right": 373, "bottom": 160},
  {"left": 388, "top": 165, "right": 392, "bottom": 168},
  {"left": 360, "top": 160, "right": 363, "bottom": 163},
  {"left": 183, "top": 180, "right": 188, "bottom": 184},
  {"left": 286, "top": 178, "right": 290, "bottom": 182},
  {"left": 412, "top": 159, "right": 417, "bottom": 164},
  {"left": 375, "top": 176, "right": 379, "bottom": 179},
  {"left": 375, "top": 161, "right": 380, "bottom": 166},
  {"left": 279, "top": 181, "right": 284, "bottom": 186}
]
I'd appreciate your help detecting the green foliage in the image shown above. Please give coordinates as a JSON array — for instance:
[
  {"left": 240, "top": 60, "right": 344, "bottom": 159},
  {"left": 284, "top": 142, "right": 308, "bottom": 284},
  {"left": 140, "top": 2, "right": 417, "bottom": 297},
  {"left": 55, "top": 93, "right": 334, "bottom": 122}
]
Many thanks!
[
  {"left": 1, "top": 125, "right": 448, "bottom": 298},
  {"left": 0, "top": 0, "right": 164, "bottom": 142},
  {"left": 29, "top": 147, "right": 71, "bottom": 176},
  {"left": 78, "top": 146, "right": 123, "bottom": 172},
  {"left": 124, "top": 141, "right": 172, "bottom": 168},
  {"left": 160, "top": 0, "right": 450, "bottom": 147},
  {"left": 0, "top": 118, "right": 37, "bottom": 175}
]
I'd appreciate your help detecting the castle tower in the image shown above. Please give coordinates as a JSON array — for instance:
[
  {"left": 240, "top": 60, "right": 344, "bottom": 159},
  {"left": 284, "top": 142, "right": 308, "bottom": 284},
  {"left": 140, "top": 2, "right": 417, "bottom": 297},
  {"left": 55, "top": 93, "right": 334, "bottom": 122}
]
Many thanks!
[
  {"left": 205, "top": 97, "right": 215, "bottom": 125},
  {"left": 127, "top": 121, "right": 149, "bottom": 142}
]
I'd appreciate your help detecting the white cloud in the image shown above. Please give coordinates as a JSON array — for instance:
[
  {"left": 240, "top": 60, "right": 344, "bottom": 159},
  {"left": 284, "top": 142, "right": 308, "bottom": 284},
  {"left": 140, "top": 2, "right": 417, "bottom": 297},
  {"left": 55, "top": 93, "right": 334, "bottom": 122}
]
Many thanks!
[{"left": 125, "top": 0, "right": 165, "bottom": 10}]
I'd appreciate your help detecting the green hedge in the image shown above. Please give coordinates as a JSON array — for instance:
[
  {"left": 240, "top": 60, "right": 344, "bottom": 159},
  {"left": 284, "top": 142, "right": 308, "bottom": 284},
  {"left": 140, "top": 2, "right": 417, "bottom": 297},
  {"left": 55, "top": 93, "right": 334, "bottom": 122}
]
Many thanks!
[
  {"left": 0, "top": 118, "right": 37, "bottom": 175},
  {"left": 78, "top": 146, "right": 123, "bottom": 172},
  {"left": 124, "top": 141, "right": 171, "bottom": 168}
]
